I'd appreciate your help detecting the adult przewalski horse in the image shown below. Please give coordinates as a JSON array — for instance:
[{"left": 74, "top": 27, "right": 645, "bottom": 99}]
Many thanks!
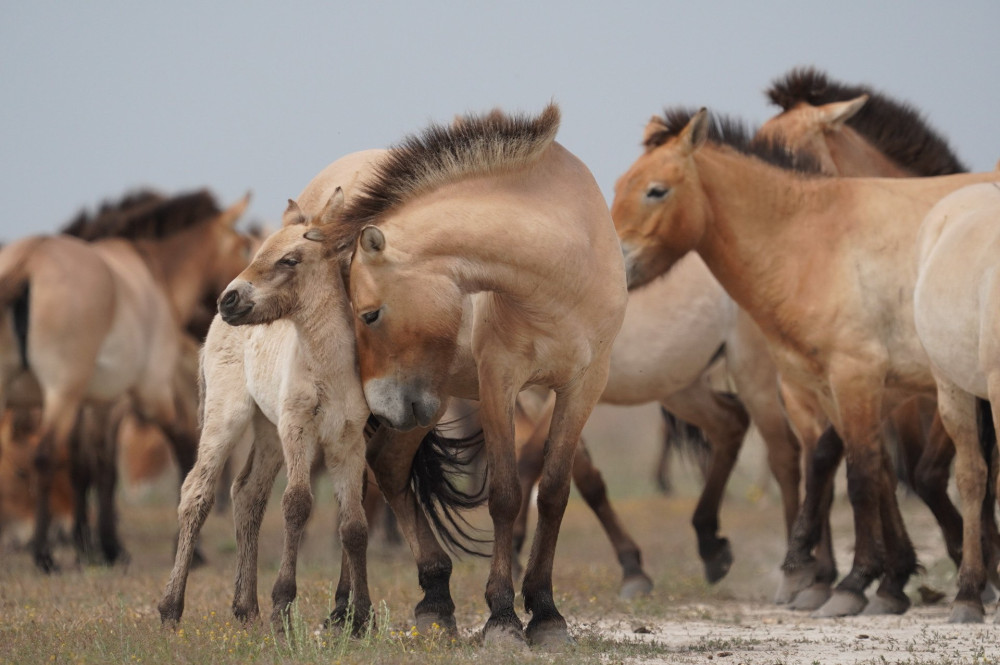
[
  {"left": 611, "top": 107, "right": 999, "bottom": 621},
  {"left": 337, "top": 104, "right": 627, "bottom": 646}
]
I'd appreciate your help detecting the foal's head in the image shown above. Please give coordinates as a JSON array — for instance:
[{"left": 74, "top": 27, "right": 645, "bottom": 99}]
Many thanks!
[
  {"left": 611, "top": 109, "right": 714, "bottom": 290},
  {"left": 218, "top": 189, "right": 345, "bottom": 326},
  {"left": 348, "top": 225, "right": 462, "bottom": 431}
]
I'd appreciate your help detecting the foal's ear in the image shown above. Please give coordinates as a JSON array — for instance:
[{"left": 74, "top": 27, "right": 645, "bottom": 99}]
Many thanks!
[
  {"left": 282, "top": 199, "right": 306, "bottom": 227},
  {"left": 816, "top": 94, "right": 868, "bottom": 130},
  {"left": 359, "top": 225, "right": 385, "bottom": 255},
  {"left": 303, "top": 188, "right": 345, "bottom": 241},
  {"left": 679, "top": 108, "right": 709, "bottom": 156}
]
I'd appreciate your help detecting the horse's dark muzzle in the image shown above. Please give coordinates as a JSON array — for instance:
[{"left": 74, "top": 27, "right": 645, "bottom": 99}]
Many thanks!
[{"left": 219, "top": 289, "right": 253, "bottom": 324}]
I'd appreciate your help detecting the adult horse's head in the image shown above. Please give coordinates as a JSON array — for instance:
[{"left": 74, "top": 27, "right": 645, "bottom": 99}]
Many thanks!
[
  {"left": 219, "top": 189, "right": 345, "bottom": 326},
  {"left": 611, "top": 108, "right": 714, "bottom": 290},
  {"left": 348, "top": 223, "right": 461, "bottom": 431}
]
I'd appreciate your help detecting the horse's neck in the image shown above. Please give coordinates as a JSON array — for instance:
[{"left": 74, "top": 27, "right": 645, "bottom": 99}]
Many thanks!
[
  {"left": 289, "top": 270, "right": 355, "bottom": 366},
  {"left": 826, "top": 129, "right": 913, "bottom": 178},
  {"left": 134, "top": 225, "right": 214, "bottom": 324}
]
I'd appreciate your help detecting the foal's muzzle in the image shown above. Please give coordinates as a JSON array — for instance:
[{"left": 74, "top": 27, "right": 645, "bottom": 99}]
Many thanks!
[{"left": 218, "top": 286, "right": 254, "bottom": 325}]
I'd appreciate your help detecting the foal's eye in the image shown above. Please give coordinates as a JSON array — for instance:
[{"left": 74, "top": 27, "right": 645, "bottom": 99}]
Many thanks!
[
  {"left": 645, "top": 184, "right": 670, "bottom": 201},
  {"left": 278, "top": 256, "right": 300, "bottom": 267},
  {"left": 360, "top": 309, "right": 381, "bottom": 326}
]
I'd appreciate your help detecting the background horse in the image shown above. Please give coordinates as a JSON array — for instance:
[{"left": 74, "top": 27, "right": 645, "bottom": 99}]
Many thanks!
[
  {"left": 340, "top": 104, "right": 627, "bottom": 647},
  {"left": 611, "top": 107, "right": 999, "bottom": 621},
  {"left": 0, "top": 190, "right": 250, "bottom": 570}
]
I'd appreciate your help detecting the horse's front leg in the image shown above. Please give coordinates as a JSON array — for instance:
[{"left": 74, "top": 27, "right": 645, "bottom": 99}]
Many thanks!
[
  {"left": 521, "top": 365, "right": 609, "bottom": 648},
  {"left": 365, "top": 424, "right": 458, "bottom": 634}
]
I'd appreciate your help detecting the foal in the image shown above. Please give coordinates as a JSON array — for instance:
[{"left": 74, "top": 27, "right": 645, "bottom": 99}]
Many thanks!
[{"left": 159, "top": 190, "right": 373, "bottom": 631}]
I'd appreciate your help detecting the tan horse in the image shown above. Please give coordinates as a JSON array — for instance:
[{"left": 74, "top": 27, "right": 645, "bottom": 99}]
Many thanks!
[
  {"left": 0, "top": 190, "right": 250, "bottom": 571},
  {"left": 757, "top": 68, "right": 979, "bottom": 610},
  {"left": 159, "top": 190, "right": 375, "bottom": 632},
  {"left": 914, "top": 182, "right": 1000, "bottom": 622},
  {"left": 611, "top": 107, "right": 999, "bottom": 621},
  {"left": 340, "top": 104, "right": 627, "bottom": 646}
]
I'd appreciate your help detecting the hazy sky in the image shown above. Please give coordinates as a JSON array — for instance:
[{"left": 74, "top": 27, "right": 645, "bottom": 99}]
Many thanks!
[{"left": 2, "top": 2, "right": 998, "bottom": 240}]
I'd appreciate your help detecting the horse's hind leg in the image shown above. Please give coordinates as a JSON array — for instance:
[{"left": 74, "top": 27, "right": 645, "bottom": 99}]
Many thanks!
[
  {"left": 92, "top": 403, "right": 127, "bottom": 565},
  {"left": 158, "top": 399, "right": 253, "bottom": 627},
  {"left": 512, "top": 404, "right": 546, "bottom": 580},
  {"left": 571, "top": 439, "right": 653, "bottom": 599},
  {"left": 32, "top": 391, "right": 84, "bottom": 572},
  {"left": 660, "top": 383, "right": 750, "bottom": 584},
  {"left": 865, "top": 445, "right": 916, "bottom": 615},
  {"left": 68, "top": 411, "right": 94, "bottom": 561},
  {"left": 230, "top": 418, "right": 282, "bottom": 624}
]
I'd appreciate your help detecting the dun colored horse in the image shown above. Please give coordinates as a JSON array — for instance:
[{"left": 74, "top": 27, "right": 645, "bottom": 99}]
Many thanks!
[
  {"left": 611, "top": 107, "right": 999, "bottom": 621},
  {"left": 0, "top": 190, "right": 250, "bottom": 571},
  {"left": 915, "top": 182, "right": 1000, "bottom": 622},
  {"left": 340, "top": 104, "right": 627, "bottom": 646},
  {"left": 159, "top": 190, "right": 375, "bottom": 631}
]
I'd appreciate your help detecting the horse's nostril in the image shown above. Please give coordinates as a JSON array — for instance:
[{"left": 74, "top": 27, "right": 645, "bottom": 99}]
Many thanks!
[{"left": 219, "top": 290, "right": 239, "bottom": 311}]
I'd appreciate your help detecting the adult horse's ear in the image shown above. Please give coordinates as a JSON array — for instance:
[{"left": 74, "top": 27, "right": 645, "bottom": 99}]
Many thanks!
[
  {"left": 816, "top": 95, "right": 868, "bottom": 130},
  {"left": 282, "top": 199, "right": 306, "bottom": 227},
  {"left": 679, "top": 108, "right": 709, "bottom": 156},
  {"left": 219, "top": 191, "right": 252, "bottom": 228},
  {"left": 359, "top": 226, "right": 385, "bottom": 255}
]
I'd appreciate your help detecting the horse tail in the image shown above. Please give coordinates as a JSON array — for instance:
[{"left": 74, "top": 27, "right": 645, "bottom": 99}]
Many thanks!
[
  {"left": 0, "top": 238, "right": 45, "bottom": 369},
  {"left": 392, "top": 414, "right": 490, "bottom": 557},
  {"left": 661, "top": 406, "right": 712, "bottom": 471},
  {"left": 977, "top": 398, "right": 997, "bottom": 524}
]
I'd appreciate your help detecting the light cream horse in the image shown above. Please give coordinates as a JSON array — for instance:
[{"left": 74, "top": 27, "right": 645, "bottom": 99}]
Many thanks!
[
  {"left": 915, "top": 182, "right": 1000, "bottom": 622},
  {"left": 0, "top": 192, "right": 250, "bottom": 571},
  {"left": 340, "top": 104, "right": 627, "bottom": 647},
  {"left": 612, "top": 107, "right": 999, "bottom": 621},
  {"left": 159, "top": 189, "right": 374, "bottom": 631}
]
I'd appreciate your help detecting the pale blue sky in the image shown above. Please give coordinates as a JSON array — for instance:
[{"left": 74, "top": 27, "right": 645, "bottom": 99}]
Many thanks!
[{"left": 2, "top": 1, "right": 998, "bottom": 239}]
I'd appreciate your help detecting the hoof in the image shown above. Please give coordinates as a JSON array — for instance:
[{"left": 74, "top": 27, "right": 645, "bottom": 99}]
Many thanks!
[
  {"left": 811, "top": 590, "right": 867, "bottom": 618},
  {"left": 703, "top": 539, "right": 733, "bottom": 584},
  {"left": 325, "top": 604, "right": 374, "bottom": 636},
  {"left": 619, "top": 573, "right": 654, "bottom": 600},
  {"left": 525, "top": 618, "right": 574, "bottom": 650},
  {"left": 982, "top": 584, "right": 998, "bottom": 605},
  {"left": 481, "top": 622, "right": 526, "bottom": 650},
  {"left": 415, "top": 611, "right": 457, "bottom": 636},
  {"left": 775, "top": 562, "right": 817, "bottom": 605},
  {"left": 34, "top": 551, "right": 58, "bottom": 574},
  {"left": 862, "top": 592, "right": 910, "bottom": 616},
  {"left": 788, "top": 582, "right": 832, "bottom": 611},
  {"left": 950, "top": 600, "right": 985, "bottom": 624}
]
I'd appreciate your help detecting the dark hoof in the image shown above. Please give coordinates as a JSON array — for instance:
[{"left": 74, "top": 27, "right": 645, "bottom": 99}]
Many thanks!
[
  {"left": 158, "top": 601, "right": 182, "bottom": 629},
  {"left": 811, "top": 590, "right": 867, "bottom": 618},
  {"left": 525, "top": 617, "right": 574, "bottom": 650},
  {"left": 788, "top": 582, "right": 832, "bottom": 611},
  {"left": 34, "top": 551, "right": 58, "bottom": 574},
  {"left": 863, "top": 592, "right": 910, "bottom": 615},
  {"left": 415, "top": 611, "right": 457, "bottom": 636},
  {"left": 703, "top": 539, "right": 733, "bottom": 584},
  {"left": 325, "top": 604, "right": 374, "bottom": 636},
  {"left": 481, "top": 622, "right": 527, "bottom": 650},
  {"left": 950, "top": 600, "right": 985, "bottom": 624},
  {"left": 775, "top": 562, "right": 817, "bottom": 605},
  {"left": 619, "top": 573, "right": 654, "bottom": 600}
]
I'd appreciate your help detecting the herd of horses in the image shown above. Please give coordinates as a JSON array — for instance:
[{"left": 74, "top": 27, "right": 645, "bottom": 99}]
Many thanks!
[{"left": 2, "top": 66, "right": 1000, "bottom": 647}]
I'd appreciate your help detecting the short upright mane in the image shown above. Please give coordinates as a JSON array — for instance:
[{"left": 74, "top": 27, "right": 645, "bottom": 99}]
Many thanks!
[
  {"left": 646, "top": 107, "right": 823, "bottom": 175},
  {"left": 339, "top": 104, "right": 561, "bottom": 237},
  {"left": 766, "top": 67, "right": 968, "bottom": 175},
  {"left": 62, "top": 189, "right": 223, "bottom": 241}
]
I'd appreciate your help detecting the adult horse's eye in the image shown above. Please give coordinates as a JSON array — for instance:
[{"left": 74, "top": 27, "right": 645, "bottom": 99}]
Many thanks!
[
  {"left": 645, "top": 184, "right": 670, "bottom": 201},
  {"left": 361, "top": 308, "right": 381, "bottom": 326},
  {"left": 278, "top": 256, "right": 300, "bottom": 267}
]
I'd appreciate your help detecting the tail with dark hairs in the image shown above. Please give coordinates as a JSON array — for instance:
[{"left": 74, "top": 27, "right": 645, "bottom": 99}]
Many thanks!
[
  {"left": 0, "top": 238, "right": 44, "bottom": 370},
  {"left": 977, "top": 398, "right": 997, "bottom": 528},
  {"left": 661, "top": 406, "right": 712, "bottom": 472},
  {"left": 365, "top": 414, "right": 490, "bottom": 557}
]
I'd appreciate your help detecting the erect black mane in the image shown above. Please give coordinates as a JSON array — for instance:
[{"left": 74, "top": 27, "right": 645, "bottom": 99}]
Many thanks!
[
  {"left": 767, "top": 67, "right": 968, "bottom": 175},
  {"left": 646, "top": 107, "right": 823, "bottom": 176},
  {"left": 61, "top": 189, "right": 223, "bottom": 241}
]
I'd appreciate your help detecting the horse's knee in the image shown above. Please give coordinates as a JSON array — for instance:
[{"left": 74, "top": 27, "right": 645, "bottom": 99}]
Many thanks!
[
  {"left": 281, "top": 484, "right": 312, "bottom": 530},
  {"left": 340, "top": 516, "right": 368, "bottom": 554}
]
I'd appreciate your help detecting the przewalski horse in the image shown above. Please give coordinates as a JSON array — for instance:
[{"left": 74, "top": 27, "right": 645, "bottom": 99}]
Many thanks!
[
  {"left": 757, "top": 67, "right": 991, "bottom": 612},
  {"left": 915, "top": 182, "right": 1000, "bottom": 622},
  {"left": 159, "top": 189, "right": 376, "bottom": 631},
  {"left": 338, "top": 104, "right": 627, "bottom": 646},
  {"left": 611, "top": 107, "right": 999, "bottom": 621},
  {"left": 0, "top": 190, "right": 250, "bottom": 571}
]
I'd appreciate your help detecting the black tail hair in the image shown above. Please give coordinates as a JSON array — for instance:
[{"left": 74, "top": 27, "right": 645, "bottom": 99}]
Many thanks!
[
  {"left": 12, "top": 282, "right": 30, "bottom": 369},
  {"left": 661, "top": 406, "right": 712, "bottom": 471},
  {"left": 977, "top": 398, "right": 997, "bottom": 526},
  {"left": 365, "top": 414, "right": 490, "bottom": 557}
]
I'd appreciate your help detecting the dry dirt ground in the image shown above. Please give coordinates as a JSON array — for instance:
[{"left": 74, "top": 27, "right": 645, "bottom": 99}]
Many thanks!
[{"left": 2, "top": 403, "right": 999, "bottom": 664}]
